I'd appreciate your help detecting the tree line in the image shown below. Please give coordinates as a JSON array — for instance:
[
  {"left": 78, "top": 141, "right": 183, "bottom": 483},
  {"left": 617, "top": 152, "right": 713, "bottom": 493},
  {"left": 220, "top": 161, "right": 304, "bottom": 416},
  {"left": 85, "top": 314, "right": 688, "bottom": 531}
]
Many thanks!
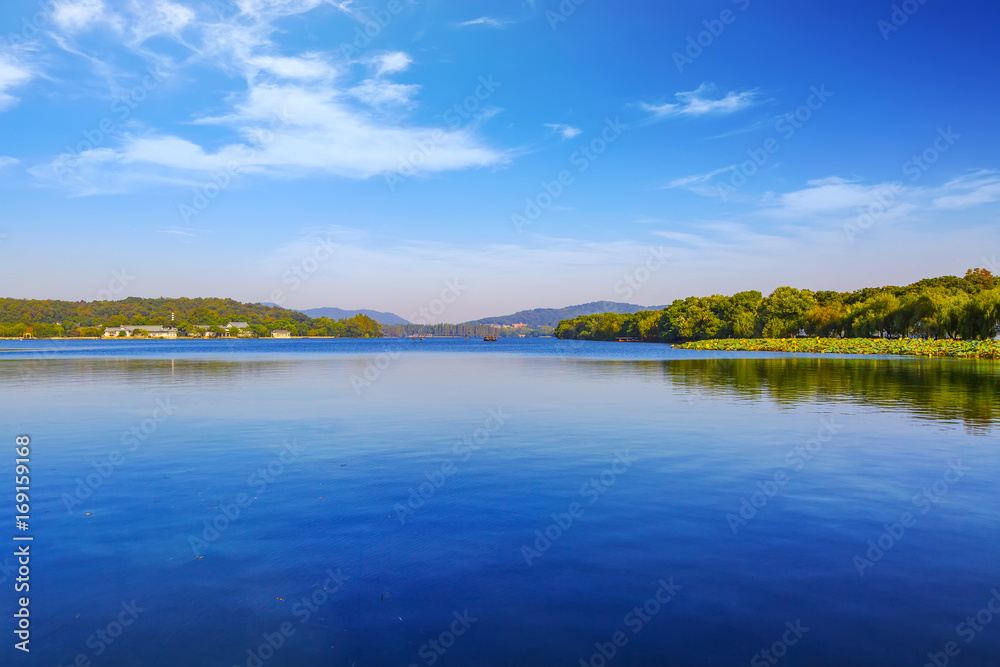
[
  {"left": 554, "top": 269, "right": 1000, "bottom": 343},
  {"left": 0, "top": 297, "right": 383, "bottom": 338},
  {"left": 380, "top": 323, "right": 552, "bottom": 338}
]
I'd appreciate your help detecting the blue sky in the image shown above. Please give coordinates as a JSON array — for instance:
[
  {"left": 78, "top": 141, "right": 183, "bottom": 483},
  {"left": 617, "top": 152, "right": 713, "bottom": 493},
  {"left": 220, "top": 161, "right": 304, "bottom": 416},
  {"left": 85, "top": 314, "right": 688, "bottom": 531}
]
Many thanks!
[{"left": 1, "top": 0, "right": 998, "bottom": 322}]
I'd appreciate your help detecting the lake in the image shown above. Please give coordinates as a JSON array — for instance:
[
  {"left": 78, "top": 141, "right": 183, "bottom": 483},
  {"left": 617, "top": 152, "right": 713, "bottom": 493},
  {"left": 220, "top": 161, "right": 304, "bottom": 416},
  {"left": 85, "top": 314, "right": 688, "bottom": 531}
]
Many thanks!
[{"left": 1, "top": 338, "right": 998, "bottom": 666}]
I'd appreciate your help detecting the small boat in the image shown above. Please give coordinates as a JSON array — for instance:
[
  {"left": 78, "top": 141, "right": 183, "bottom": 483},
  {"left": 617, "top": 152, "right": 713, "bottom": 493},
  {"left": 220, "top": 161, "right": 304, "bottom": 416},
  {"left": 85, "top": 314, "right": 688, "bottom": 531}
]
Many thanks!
[{"left": 483, "top": 336, "right": 498, "bottom": 342}]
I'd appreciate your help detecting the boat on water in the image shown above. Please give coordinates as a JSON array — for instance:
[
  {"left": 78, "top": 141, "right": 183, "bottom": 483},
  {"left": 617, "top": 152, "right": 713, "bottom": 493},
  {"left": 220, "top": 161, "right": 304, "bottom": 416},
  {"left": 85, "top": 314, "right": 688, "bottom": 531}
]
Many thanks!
[{"left": 483, "top": 336, "right": 498, "bottom": 342}]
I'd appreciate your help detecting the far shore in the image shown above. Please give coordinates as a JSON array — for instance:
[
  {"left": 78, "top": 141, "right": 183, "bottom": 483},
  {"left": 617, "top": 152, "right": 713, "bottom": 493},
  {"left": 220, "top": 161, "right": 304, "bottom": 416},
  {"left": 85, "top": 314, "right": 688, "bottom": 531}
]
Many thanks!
[
  {"left": 0, "top": 335, "right": 555, "bottom": 341},
  {"left": 0, "top": 335, "right": 526, "bottom": 341}
]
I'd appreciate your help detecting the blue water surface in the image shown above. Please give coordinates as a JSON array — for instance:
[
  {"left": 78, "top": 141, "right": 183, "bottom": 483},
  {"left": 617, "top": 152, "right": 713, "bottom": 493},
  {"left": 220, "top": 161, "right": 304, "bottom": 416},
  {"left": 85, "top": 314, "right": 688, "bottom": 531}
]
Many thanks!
[{"left": 0, "top": 338, "right": 997, "bottom": 666}]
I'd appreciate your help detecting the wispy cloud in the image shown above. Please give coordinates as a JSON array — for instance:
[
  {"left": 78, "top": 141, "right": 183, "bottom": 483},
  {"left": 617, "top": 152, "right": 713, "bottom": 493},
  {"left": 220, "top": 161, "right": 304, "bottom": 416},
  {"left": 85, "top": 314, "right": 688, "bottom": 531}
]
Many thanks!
[
  {"left": 51, "top": 0, "right": 118, "bottom": 33},
  {"left": 544, "top": 123, "right": 582, "bottom": 140},
  {"left": 663, "top": 165, "right": 736, "bottom": 196},
  {"left": 247, "top": 54, "right": 336, "bottom": 80},
  {"left": 0, "top": 53, "right": 33, "bottom": 111},
  {"left": 30, "top": 1, "right": 509, "bottom": 194},
  {"left": 349, "top": 79, "right": 420, "bottom": 107},
  {"left": 931, "top": 171, "right": 1000, "bottom": 209},
  {"left": 760, "top": 176, "right": 912, "bottom": 219},
  {"left": 368, "top": 51, "right": 412, "bottom": 76},
  {"left": 158, "top": 227, "right": 197, "bottom": 237},
  {"left": 0, "top": 156, "right": 19, "bottom": 169},
  {"left": 640, "top": 83, "right": 758, "bottom": 121},
  {"left": 457, "top": 16, "right": 514, "bottom": 28}
]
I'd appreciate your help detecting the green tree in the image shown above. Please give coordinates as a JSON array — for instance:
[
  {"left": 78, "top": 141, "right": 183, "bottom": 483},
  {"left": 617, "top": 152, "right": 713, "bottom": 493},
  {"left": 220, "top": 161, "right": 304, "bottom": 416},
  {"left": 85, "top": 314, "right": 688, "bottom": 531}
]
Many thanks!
[
  {"left": 761, "top": 287, "right": 816, "bottom": 338},
  {"left": 959, "top": 289, "right": 1000, "bottom": 340},
  {"left": 964, "top": 268, "right": 997, "bottom": 291}
]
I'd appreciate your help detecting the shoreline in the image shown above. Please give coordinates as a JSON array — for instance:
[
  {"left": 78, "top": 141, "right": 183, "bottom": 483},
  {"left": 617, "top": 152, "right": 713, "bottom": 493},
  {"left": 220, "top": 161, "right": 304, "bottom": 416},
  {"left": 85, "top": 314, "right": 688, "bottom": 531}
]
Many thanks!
[{"left": 675, "top": 338, "right": 1000, "bottom": 359}]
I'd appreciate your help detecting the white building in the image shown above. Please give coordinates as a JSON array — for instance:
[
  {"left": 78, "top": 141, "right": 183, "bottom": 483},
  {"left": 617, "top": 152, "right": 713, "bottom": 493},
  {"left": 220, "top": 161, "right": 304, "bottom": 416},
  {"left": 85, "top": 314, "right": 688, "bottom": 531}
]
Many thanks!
[
  {"left": 226, "top": 322, "right": 253, "bottom": 337},
  {"left": 192, "top": 322, "right": 253, "bottom": 337},
  {"left": 103, "top": 325, "right": 178, "bottom": 339},
  {"left": 271, "top": 330, "right": 292, "bottom": 338}
]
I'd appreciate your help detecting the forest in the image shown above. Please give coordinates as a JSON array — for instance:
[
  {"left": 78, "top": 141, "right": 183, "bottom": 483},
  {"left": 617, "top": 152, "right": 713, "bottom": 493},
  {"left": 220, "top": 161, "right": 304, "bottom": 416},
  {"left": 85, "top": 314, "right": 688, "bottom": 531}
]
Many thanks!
[
  {"left": 554, "top": 269, "right": 1000, "bottom": 343},
  {"left": 0, "top": 297, "right": 383, "bottom": 338}
]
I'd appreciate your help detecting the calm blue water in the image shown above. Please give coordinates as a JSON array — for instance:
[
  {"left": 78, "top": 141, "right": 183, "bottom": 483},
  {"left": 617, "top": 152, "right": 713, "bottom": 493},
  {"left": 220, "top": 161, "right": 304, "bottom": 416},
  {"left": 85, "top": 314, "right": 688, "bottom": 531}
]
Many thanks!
[{"left": 1, "top": 339, "right": 998, "bottom": 666}]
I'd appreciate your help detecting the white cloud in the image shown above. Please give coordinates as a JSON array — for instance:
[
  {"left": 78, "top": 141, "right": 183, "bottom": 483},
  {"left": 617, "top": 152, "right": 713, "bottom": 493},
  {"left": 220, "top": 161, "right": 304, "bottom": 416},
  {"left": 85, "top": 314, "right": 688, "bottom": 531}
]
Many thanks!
[
  {"left": 932, "top": 171, "right": 1000, "bottom": 209},
  {"left": 760, "top": 176, "right": 910, "bottom": 219},
  {"left": 663, "top": 165, "right": 736, "bottom": 197},
  {"left": 640, "top": 83, "right": 758, "bottom": 120},
  {"left": 248, "top": 54, "right": 336, "bottom": 80},
  {"left": 0, "top": 156, "right": 19, "bottom": 168},
  {"left": 544, "top": 123, "right": 582, "bottom": 140},
  {"left": 129, "top": 0, "right": 195, "bottom": 43},
  {"left": 31, "top": 0, "right": 508, "bottom": 194},
  {"left": 35, "top": 79, "right": 507, "bottom": 194},
  {"left": 233, "top": 0, "right": 329, "bottom": 21},
  {"left": 349, "top": 79, "right": 419, "bottom": 107},
  {"left": 369, "top": 52, "right": 412, "bottom": 76},
  {"left": 52, "top": 0, "right": 113, "bottom": 33},
  {"left": 458, "top": 17, "right": 513, "bottom": 28},
  {"left": 0, "top": 54, "right": 33, "bottom": 111}
]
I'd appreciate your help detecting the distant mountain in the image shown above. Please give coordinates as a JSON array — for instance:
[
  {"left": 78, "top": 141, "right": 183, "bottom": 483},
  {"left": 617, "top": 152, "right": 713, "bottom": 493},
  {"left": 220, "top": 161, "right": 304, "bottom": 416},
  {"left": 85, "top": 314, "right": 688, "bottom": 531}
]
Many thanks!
[
  {"left": 465, "top": 301, "right": 662, "bottom": 328},
  {"left": 297, "top": 307, "right": 410, "bottom": 326}
]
